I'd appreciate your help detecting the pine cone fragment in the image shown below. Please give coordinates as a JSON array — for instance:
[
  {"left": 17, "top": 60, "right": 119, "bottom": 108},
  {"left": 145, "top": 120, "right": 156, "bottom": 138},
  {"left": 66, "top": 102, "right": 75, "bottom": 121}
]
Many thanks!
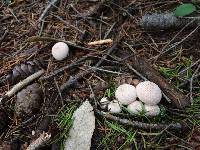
[
  {"left": 6, "top": 60, "right": 45, "bottom": 84},
  {"left": 15, "top": 83, "right": 43, "bottom": 117}
]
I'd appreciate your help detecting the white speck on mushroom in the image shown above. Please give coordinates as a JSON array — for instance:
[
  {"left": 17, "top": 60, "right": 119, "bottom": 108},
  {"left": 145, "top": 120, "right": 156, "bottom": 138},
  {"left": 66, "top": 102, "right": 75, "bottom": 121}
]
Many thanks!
[
  {"left": 108, "top": 100, "right": 121, "bottom": 113},
  {"left": 127, "top": 100, "right": 143, "bottom": 114},
  {"left": 115, "top": 84, "right": 137, "bottom": 105},
  {"left": 52, "top": 42, "right": 69, "bottom": 60},
  {"left": 144, "top": 104, "right": 160, "bottom": 116},
  {"left": 136, "top": 81, "right": 162, "bottom": 105}
]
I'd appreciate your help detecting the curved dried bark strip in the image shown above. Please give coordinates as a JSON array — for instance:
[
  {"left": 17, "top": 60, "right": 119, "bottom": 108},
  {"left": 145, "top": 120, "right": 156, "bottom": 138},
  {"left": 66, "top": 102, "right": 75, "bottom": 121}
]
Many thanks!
[{"left": 129, "top": 56, "right": 190, "bottom": 109}]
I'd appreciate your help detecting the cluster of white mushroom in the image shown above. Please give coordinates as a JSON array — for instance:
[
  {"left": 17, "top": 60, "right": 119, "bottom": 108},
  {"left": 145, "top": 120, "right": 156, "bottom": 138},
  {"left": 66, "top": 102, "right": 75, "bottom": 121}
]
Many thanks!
[{"left": 100, "top": 81, "right": 162, "bottom": 117}]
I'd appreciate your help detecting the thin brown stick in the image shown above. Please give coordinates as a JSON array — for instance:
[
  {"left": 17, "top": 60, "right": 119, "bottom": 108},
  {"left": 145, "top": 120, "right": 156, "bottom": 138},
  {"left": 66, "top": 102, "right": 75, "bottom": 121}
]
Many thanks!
[
  {"left": 26, "top": 36, "right": 96, "bottom": 51},
  {"left": 40, "top": 56, "right": 89, "bottom": 80},
  {"left": 190, "top": 65, "right": 200, "bottom": 103},
  {"left": 39, "top": 0, "right": 59, "bottom": 23},
  {"left": 60, "top": 42, "right": 118, "bottom": 91},
  {"left": 95, "top": 109, "right": 182, "bottom": 130},
  {"left": 0, "top": 30, "right": 8, "bottom": 43}
]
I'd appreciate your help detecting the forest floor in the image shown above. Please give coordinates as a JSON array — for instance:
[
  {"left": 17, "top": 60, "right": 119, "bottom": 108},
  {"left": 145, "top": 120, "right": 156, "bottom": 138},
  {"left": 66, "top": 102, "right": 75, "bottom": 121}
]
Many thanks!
[{"left": 0, "top": 0, "right": 200, "bottom": 150}]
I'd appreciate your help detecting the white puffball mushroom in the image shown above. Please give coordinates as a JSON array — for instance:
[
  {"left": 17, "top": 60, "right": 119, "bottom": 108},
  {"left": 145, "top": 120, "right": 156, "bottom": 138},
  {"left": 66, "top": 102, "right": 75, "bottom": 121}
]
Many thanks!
[
  {"left": 136, "top": 81, "right": 162, "bottom": 105},
  {"left": 99, "top": 97, "right": 110, "bottom": 109},
  {"left": 52, "top": 42, "right": 69, "bottom": 60},
  {"left": 127, "top": 100, "right": 143, "bottom": 114},
  {"left": 115, "top": 84, "right": 137, "bottom": 105},
  {"left": 108, "top": 100, "right": 121, "bottom": 113},
  {"left": 144, "top": 104, "right": 160, "bottom": 117}
]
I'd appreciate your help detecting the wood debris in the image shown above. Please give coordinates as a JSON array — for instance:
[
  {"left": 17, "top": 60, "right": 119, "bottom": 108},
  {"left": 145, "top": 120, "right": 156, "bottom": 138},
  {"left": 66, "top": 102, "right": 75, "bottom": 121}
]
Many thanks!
[{"left": 88, "top": 39, "right": 113, "bottom": 45}]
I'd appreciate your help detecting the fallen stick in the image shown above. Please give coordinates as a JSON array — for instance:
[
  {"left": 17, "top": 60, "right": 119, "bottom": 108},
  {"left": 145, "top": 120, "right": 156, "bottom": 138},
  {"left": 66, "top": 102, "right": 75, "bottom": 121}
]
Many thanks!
[
  {"left": 0, "top": 70, "right": 44, "bottom": 103},
  {"left": 189, "top": 64, "right": 200, "bottom": 103},
  {"left": 129, "top": 56, "right": 190, "bottom": 109},
  {"left": 96, "top": 110, "right": 183, "bottom": 130},
  {"left": 81, "top": 0, "right": 108, "bottom": 17},
  {"left": 140, "top": 12, "right": 200, "bottom": 30},
  {"left": 40, "top": 56, "right": 89, "bottom": 80},
  {"left": 60, "top": 43, "right": 118, "bottom": 91},
  {"left": 39, "top": 0, "right": 59, "bottom": 23},
  {"left": 26, "top": 132, "right": 51, "bottom": 150},
  {"left": 88, "top": 39, "right": 113, "bottom": 45},
  {"left": 26, "top": 36, "right": 96, "bottom": 51}
]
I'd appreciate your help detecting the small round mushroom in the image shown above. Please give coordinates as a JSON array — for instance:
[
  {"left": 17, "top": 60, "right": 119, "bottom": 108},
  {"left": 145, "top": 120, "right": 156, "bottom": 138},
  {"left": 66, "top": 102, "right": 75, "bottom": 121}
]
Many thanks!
[
  {"left": 52, "top": 42, "right": 69, "bottom": 60},
  {"left": 136, "top": 81, "right": 162, "bottom": 105},
  {"left": 99, "top": 97, "right": 110, "bottom": 109},
  {"left": 115, "top": 84, "right": 137, "bottom": 105},
  {"left": 127, "top": 100, "right": 143, "bottom": 114},
  {"left": 108, "top": 100, "right": 121, "bottom": 113},
  {"left": 144, "top": 104, "right": 160, "bottom": 116}
]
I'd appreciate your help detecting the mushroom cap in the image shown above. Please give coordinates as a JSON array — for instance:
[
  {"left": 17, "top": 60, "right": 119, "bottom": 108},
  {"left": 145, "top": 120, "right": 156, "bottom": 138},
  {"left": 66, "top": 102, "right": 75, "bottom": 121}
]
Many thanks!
[
  {"left": 127, "top": 100, "right": 143, "bottom": 114},
  {"left": 99, "top": 97, "right": 110, "bottom": 109},
  {"left": 108, "top": 100, "right": 121, "bottom": 113},
  {"left": 115, "top": 84, "right": 137, "bottom": 105},
  {"left": 144, "top": 104, "right": 160, "bottom": 116},
  {"left": 52, "top": 42, "right": 69, "bottom": 60},
  {"left": 136, "top": 81, "right": 162, "bottom": 105}
]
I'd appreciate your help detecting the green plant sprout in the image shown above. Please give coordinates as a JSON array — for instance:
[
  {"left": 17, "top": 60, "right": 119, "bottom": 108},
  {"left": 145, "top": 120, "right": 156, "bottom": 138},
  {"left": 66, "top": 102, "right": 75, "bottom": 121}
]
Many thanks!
[{"left": 53, "top": 105, "right": 77, "bottom": 150}]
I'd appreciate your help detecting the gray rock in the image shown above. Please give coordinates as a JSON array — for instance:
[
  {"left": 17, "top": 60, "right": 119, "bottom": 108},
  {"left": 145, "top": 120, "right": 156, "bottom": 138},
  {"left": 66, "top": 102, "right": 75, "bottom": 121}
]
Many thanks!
[{"left": 64, "top": 101, "right": 95, "bottom": 150}]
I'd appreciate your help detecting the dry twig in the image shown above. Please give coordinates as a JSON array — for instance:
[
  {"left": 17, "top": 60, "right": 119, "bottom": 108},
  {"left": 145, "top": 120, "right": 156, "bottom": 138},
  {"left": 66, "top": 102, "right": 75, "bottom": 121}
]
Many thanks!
[
  {"left": 26, "top": 132, "right": 51, "bottom": 150},
  {"left": 26, "top": 36, "right": 96, "bottom": 51},
  {"left": 96, "top": 110, "right": 183, "bottom": 130},
  {"left": 40, "top": 56, "right": 89, "bottom": 80},
  {"left": 88, "top": 39, "right": 113, "bottom": 45},
  {"left": 190, "top": 64, "right": 200, "bottom": 103},
  {"left": 39, "top": 0, "right": 59, "bottom": 23},
  {"left": 60, "top": 42, "right": 118, "bottom": 91},
  {"left": 0, "top": 70, "right": 44, "bottom": 103}
]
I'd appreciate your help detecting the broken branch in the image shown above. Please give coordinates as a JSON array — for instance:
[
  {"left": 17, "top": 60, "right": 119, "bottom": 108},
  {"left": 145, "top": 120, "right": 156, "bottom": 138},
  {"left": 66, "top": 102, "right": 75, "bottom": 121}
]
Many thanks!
[
  {"left": 26, "top": 36, "right": 96, "bottom": 51},
  {"left": 129, "top": 56, "right": 190, "bottom": 109},
  {"left": 0, "top": 70, "right": 44, "bottom": 103},
  {"left": 39, "top": 0, "right": 59, "bottom": 23},
  {"left": 96, "top": 110, "right": 183, "bottom": 130}
]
